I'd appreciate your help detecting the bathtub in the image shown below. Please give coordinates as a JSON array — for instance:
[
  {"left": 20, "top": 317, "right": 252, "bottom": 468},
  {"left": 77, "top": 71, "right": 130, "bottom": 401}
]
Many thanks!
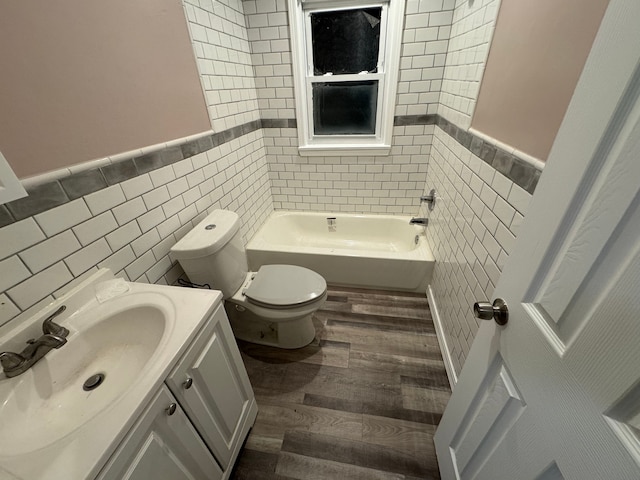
[{"left": 246, "top": 211, "right": 434, "bottom": 292}]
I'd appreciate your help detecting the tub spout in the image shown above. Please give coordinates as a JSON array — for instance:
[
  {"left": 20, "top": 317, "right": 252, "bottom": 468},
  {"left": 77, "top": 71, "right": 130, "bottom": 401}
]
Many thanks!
[{"left": 410, "top": 218, "right": 428, "bottom": 226}]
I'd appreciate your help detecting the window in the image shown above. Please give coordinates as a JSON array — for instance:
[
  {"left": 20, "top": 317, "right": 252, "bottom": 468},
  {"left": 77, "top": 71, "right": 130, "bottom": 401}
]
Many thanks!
[{"left": 288, "top": 0, "right": 405, "bottom": 156}]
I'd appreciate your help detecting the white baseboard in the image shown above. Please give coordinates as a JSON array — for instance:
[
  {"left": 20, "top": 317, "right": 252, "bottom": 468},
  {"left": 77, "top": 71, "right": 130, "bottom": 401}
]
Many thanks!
[{"left": 427, "top": 285, "right": 458, "bottom": 389}]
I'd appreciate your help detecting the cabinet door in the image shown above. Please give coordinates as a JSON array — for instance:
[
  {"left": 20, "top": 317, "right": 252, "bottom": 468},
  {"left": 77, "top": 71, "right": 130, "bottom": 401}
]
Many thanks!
[
  {"left": 166, "top": 305, "right": 257, "bottom": 470},
  {"left": 97, "top": 386, "right": 223, "bottom": 480}
]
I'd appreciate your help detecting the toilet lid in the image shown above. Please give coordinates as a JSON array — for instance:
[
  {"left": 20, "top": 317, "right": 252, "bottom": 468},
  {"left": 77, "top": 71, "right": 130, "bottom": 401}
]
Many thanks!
[{"left": 244, "top": 265, "right": 327, "bottom": 307}]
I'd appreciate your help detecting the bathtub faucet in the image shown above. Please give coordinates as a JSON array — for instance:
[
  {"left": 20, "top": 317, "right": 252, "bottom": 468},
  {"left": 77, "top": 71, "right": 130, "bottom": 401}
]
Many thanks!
[
  {"left": 410, "top": 218, "right": 429, "bottom": 226},
  {"left": 420, "top": 189, "right": 436, "bottom": 211}
]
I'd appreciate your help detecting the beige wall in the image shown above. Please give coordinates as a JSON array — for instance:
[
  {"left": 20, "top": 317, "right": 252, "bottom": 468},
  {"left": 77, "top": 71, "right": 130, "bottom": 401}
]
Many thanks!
[
  {"left": 0, "top": 0, "right": 210, "bottom": 179},
  {"left": 472, "top": 0, "right": 610, "bottom": 161}
]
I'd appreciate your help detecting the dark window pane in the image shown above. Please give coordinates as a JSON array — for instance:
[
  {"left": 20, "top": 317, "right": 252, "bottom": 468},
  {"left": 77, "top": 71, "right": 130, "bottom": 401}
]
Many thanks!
[
  {"left": 313, "top": 81, "right": 378, "bottom": 135},
  {"left": 311, "top": 8, "right": 381, "bottom": 75}
]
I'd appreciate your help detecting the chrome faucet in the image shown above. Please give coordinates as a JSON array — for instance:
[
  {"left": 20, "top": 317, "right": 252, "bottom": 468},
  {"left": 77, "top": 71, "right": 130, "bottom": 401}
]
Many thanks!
[
  {"left": 0, "top": 305, "right": 69, "bottom": 378},
  {"left": 43, "top": 305, "right": 69, "bottom": 337},
  {"left": 420, "top": 189, "right": 437, "bottom": 211},
  {"left": 410, "top": 218, "right": 429, "bottom": 226}
]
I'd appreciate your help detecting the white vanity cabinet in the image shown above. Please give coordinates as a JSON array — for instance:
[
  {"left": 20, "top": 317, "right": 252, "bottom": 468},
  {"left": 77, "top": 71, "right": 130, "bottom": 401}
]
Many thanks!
[
  {"left": 97, "top": 303, "right": 257, "bottom": 480},
  {"left": 97, "top": 386, "right": 223, "bottom": 480},
  {"left": 165, "top": 304, "right": 258, "bottom": 471}
]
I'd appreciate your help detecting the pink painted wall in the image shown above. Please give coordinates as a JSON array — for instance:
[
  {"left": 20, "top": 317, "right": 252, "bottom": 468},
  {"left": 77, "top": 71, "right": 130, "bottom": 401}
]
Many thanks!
[
  {"left": 472, "top": 0, "right": 610, "bottom": 161},
  {"left": 0, "top": 0, "right": 210, "bottom": 179}
]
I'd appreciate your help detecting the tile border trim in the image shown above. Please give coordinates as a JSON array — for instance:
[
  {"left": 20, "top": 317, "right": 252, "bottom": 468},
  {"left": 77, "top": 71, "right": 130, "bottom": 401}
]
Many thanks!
[
  {"left": 395, "top": 114, "right": 542, "bottom": 195},
  {"left": 2, "top": 120, "right": 263, "bottom": 227},
  {"left": 2, "top": 114, "right": 540, "bottom": 228},
  {"left": 435, "top": 115, "right": 541, "bottom": 195}
]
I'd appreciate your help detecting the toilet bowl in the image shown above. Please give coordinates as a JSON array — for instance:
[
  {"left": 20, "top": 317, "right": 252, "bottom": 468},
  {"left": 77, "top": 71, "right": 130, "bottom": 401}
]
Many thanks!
[{"left": 170, "top": 210, "right": 327, "bottom": 349}]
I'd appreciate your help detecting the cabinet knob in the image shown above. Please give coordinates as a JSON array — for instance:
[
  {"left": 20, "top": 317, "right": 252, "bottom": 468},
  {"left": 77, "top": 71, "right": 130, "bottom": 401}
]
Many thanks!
[
  {"left": 166, "top": 403, "right": 177, "bottom": 416},
  {"left": 183, "top": 377, "right": 193, "bottom": 390}
]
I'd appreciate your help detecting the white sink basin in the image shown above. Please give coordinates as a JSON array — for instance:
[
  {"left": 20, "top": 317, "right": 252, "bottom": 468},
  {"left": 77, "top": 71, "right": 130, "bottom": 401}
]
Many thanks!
[{"left": 0, "top": 304, "right": 167, "bottom": 456}]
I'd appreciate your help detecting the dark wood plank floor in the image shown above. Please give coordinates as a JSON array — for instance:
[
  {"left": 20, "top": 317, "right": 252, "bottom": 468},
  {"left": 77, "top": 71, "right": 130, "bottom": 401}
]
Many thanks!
[{"left": 230, "top": 286, "right": 451, "bottom": 480}]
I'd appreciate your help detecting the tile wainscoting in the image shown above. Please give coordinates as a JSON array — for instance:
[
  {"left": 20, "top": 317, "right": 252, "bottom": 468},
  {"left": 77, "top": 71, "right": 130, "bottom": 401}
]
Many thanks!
[
  {"left": 1, "top": 121, "right": 262, "bottom": 227},
  {"left": 0, "top": 125, "right": 272, "bottom": 327},
  {"left": 424, "top": 122, "right": 539, "bottom": 381}
]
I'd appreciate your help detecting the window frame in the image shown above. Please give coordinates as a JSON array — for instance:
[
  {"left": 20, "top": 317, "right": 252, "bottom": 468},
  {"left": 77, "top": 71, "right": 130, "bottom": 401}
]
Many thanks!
[{"left": 287, "top": 0, "right": 405, "bottom": 156}]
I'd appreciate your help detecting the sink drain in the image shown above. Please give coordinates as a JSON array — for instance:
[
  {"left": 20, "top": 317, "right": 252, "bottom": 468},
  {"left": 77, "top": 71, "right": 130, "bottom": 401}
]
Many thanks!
[{"left": 83, "top": 373, "right": 106, "bottom": 391}]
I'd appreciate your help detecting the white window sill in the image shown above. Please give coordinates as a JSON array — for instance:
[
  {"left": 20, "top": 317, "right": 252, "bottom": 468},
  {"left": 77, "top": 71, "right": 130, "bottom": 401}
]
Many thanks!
[{"left": 298, "top": 144, "right": 391, "bottom": 157}]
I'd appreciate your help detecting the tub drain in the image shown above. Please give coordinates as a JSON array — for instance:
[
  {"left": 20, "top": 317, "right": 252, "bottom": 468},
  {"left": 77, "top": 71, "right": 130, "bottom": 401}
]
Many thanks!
[{"left": 83, "top": 373, "right": 106, "bottom": 391}]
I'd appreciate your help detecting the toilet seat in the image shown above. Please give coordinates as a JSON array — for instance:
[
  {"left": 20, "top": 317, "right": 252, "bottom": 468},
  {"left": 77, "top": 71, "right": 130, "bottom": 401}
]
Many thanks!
[{"left": 244, "top": 265, "right": 327, "bottom": 309}]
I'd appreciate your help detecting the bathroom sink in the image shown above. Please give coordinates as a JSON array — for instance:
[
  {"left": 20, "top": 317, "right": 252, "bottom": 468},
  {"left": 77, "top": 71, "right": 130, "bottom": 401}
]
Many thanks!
[
  {"left": 0, "top": 270, "right": 222, "bottom": 480},
  {"left": 0, "top": 303, "right": 167, "bottom": 456}
]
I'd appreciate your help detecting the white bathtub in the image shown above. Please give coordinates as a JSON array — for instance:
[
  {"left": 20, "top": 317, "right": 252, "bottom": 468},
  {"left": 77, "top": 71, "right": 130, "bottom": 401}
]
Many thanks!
[{"left": 246, "top": 211, "right": 434, "bottom": 292}]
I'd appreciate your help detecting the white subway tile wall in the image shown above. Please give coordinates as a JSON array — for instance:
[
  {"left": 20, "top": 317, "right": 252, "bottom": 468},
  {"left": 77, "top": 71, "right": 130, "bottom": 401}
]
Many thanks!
[
  {"left": 183, "top": 0, "right": 261, "bottom": 132},
  {"left": 424, "top": 127, "right": 531, "bottom": 374},
  {"left": 244, "top": 0, "right": 294, "bottom": 119},
  {"left": 244, "top": 0, "right": 455, "bottom": 119},
  {"left": 243, "top": 0, "right": 455, "bottom": 214},
  {"left": 400, "top": 0, "right": 455, "bottom": 116},
  {"left": 438, "top": 0, "right": 501, "bottom": 128},
  {"left": 266, "top": 126, "right": 432, "bottom": 214},
  {"left": 0, "top": 133, "right": 273, "bottom": 327}
]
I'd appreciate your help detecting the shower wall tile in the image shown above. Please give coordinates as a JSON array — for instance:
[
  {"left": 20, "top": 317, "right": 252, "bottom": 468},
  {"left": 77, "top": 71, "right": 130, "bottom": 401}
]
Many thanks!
[
  {"left": 243, "top": 0, "right": 454, "bottom": 214},
  {"left": 266, "top": 125, "right": 432, "bottom": 214},
  {"left": 424, "top": 126, "right": 531, "bottom": 375},
  {"left": 438, "top": 0, "right": 501, "bottom": 128}
]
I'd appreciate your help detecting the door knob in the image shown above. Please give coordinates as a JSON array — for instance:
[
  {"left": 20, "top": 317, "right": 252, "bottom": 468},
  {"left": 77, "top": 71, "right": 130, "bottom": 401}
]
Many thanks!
[{"left": 473, "top": 299, "right": 509, "bottom": 325}]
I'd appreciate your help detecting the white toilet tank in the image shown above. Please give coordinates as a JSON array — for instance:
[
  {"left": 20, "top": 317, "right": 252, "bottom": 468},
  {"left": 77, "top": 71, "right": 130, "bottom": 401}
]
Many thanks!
[{"left": 170, "top": 210, "right": 248, "bottom": 298}]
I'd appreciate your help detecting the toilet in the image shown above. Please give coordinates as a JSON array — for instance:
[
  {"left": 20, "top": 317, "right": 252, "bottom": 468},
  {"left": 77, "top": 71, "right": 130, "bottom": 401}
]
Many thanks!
[{"left": 170, "top": 209, "right": 327, "bottom": 349}]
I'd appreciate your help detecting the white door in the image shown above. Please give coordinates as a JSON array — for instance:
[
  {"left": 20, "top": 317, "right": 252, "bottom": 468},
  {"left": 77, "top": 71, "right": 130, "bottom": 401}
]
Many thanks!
[{"left": 435, "top": 1, "right": 640, "bottom": 479}]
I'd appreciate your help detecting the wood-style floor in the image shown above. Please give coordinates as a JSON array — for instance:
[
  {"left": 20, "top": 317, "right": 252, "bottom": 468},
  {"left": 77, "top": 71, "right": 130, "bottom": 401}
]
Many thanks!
[{"left": 230, "top": 286, "right": 451, "bottom": 480}]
